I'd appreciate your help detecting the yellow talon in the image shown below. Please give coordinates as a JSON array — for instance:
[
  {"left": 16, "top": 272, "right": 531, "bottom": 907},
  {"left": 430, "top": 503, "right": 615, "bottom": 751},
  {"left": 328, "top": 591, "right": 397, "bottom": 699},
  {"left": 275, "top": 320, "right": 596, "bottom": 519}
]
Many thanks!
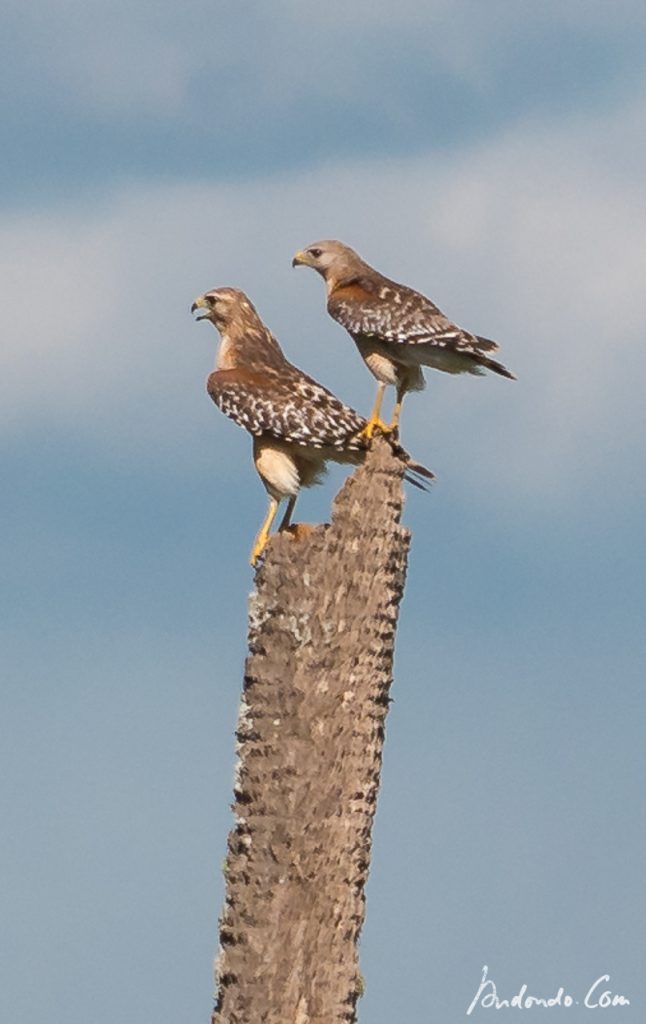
[
  {"left": 249, "top": 534, "right": 268, "bottom": 567},
  {"left": 357, "top": 415, "right": 393, "bottom": 441},
  {"left": 250, "top": 496, "right": 279, "bottom": 567},
  {"left": 358, "top": 382, "right": 394, "bottom": 440},
  {"left": 249, "top": 534, "right": 269, "bottom": 567}
]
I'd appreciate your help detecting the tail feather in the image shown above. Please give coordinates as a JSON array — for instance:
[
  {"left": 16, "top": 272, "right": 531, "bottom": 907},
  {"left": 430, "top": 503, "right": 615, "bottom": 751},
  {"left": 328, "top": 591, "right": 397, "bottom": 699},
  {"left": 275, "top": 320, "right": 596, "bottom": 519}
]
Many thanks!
[
  {"left": 473, "top": 351, "right": 516, "bottom": 380},
  {"left": 404, "top": 470, "right": 432, "bottom": 491},
  {"left": 389, "top": 441, "right": 435, "bottom": 490}
]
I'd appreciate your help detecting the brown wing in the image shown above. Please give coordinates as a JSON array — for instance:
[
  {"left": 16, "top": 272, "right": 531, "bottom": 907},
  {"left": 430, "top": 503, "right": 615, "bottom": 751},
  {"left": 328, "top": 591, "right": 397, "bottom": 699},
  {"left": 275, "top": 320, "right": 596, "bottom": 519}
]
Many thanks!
[
  {"left": 207, "top": 365, "right": 367, "bottom": 451},
  {"left": 329, "top": 275, "right": 501, "bottom": 354}
]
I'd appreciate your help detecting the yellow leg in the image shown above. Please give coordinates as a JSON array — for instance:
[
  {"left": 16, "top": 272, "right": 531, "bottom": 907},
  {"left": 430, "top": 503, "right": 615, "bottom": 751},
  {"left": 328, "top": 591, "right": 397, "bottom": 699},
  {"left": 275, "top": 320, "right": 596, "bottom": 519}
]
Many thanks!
[
  {"left": 250, "top": 496, "right": 279, "bottom": 567},
  {"left": 388, "top": 386, "right": 406, "bottom": 436},
  {"left": 358, "top": 383, "right": 391, "bottom": 440},
  {"left": 278, "top": 495, "right": 297, "bottom": 532}
]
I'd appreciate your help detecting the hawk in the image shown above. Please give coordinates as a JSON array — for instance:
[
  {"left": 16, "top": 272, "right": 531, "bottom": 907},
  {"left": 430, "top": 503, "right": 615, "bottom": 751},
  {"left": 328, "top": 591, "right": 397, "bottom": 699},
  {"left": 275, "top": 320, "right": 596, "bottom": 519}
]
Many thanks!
[
  {"left": 292, "top": 240, "right": 515, "bottom": 438},
  {"left": 191, "top": 287, "right": 433, "bottom": 566}
]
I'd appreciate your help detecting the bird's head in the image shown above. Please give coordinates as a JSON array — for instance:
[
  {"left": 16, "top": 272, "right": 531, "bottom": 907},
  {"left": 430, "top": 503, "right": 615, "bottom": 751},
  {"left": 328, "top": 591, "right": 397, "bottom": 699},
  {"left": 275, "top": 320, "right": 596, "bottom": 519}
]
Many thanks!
[
  {"left": 292, "top": 240, "right": 362, "bottom": 284},
  {"left": 191, "top": 287, "right": 259, "bottom": 332}
]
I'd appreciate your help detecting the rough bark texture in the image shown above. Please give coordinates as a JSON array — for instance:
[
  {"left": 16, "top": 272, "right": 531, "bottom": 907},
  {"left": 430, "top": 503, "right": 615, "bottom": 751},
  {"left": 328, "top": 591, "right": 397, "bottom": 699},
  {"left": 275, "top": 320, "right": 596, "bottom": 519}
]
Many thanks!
[{"left": 212, "top": 438, "right": 411, "bottom": 1024}]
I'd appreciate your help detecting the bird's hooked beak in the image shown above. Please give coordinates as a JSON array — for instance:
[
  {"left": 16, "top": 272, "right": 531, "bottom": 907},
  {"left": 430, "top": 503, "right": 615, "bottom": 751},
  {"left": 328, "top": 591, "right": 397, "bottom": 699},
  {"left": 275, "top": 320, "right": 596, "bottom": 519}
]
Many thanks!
[
  {"left": 291, "top": 250, "right": 310, "bottom": 268},
  {"left": 191, "top": 295, "right": 210, "bottom": 321}
]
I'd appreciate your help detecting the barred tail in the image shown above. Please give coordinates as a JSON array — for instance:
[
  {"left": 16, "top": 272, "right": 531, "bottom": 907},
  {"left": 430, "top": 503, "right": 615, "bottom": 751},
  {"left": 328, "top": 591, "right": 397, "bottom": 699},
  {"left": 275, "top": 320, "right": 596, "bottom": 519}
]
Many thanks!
[{"left": 473, "top": 351, "right": 517, "bottom": 380}]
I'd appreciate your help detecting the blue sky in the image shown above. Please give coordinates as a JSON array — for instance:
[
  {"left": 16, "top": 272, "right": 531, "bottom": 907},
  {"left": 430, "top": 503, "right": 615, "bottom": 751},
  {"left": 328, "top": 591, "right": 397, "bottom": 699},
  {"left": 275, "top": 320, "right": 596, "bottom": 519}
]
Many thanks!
[{"left": 2, "top": 4, "right": 646, "bottom": 1022}]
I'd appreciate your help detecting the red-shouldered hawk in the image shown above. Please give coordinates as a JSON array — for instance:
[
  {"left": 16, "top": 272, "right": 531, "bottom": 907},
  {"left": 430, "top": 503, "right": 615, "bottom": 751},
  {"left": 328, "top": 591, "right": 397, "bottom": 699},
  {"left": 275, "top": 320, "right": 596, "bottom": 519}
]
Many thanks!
[
  {"left": 191, "top": 287, "right": 433, "bottom": 566},
  {"left": 292, "top": 240, "right": 515, "bottom": 439}
]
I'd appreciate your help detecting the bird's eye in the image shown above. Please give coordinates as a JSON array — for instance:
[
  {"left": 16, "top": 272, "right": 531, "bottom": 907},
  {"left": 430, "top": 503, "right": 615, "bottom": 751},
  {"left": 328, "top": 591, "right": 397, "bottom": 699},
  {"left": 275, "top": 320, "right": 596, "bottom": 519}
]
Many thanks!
[
  {"left": 309, "top": 248, "right": 322, "bottom": 259},
  {"left": 206, "top": 294, "right": 217, "bottom": 306}
]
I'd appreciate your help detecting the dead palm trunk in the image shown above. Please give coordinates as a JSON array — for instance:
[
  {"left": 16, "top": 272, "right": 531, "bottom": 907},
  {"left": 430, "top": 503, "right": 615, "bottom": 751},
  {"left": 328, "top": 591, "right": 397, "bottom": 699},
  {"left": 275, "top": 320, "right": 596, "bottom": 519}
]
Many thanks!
[{"left": 212, "top": 438, "right": 413, "bottom": 1024}]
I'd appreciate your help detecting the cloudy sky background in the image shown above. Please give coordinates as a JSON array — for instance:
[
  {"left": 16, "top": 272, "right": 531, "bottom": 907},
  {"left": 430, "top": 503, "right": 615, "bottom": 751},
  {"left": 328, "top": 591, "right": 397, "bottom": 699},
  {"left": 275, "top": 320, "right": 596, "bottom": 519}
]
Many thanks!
[{"left": 3, "top": 3, "right": 646, "bottom": 1021}]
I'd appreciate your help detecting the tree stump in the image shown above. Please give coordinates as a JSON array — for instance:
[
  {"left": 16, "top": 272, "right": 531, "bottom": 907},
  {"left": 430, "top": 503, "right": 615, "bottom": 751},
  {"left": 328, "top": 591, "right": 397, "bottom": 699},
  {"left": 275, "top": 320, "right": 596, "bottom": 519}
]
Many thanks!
[{"left": 212, "top": 438, "right": 412, "bottom": 1024}]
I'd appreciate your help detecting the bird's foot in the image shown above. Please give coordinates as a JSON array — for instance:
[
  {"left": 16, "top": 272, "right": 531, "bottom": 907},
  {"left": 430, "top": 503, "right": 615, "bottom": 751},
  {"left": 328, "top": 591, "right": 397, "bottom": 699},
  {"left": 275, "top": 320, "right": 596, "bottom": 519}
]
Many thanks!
[
  {"left": 385, "top": 418, "right": 400, "bottom": 441},
  {"left": 249, "top": 533, "right": 270, "bottom": 567},
  {"left": 282, "top": 522, "right": 317, "bottom": 542},
  {"left": 357, "top": 416, "right": 393, "bottom": 442}
]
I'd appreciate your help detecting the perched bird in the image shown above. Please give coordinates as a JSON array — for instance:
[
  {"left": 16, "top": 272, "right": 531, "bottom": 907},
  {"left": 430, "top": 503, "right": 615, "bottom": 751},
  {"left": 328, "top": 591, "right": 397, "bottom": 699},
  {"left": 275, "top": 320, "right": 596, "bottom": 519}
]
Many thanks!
[
  {"left": 191, "top": 287, "right": 433, "bottom": 566},
  {"left": 292, "top": 240, "right": 515, "bottom": 438}
]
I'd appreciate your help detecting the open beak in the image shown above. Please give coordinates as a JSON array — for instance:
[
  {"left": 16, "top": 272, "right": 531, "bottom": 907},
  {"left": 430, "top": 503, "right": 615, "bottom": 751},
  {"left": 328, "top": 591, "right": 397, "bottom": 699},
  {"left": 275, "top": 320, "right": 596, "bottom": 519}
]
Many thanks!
[
  {"left": 191, "top": 296, "right": 209, "bottom": 321},
  {"left": 291, "top": 250, "right": 309, "bottom": 268}
]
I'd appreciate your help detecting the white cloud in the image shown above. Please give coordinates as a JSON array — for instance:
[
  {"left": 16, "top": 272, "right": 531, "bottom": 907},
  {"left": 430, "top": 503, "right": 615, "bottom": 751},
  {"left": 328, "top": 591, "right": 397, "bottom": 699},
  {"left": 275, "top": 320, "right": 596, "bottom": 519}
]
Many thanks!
[
  {"left": 2, "top": 97, "right": 644, "bottom": 510},
  {"left": 4, "top": 1, "right": 646, "bottom": 120}
]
